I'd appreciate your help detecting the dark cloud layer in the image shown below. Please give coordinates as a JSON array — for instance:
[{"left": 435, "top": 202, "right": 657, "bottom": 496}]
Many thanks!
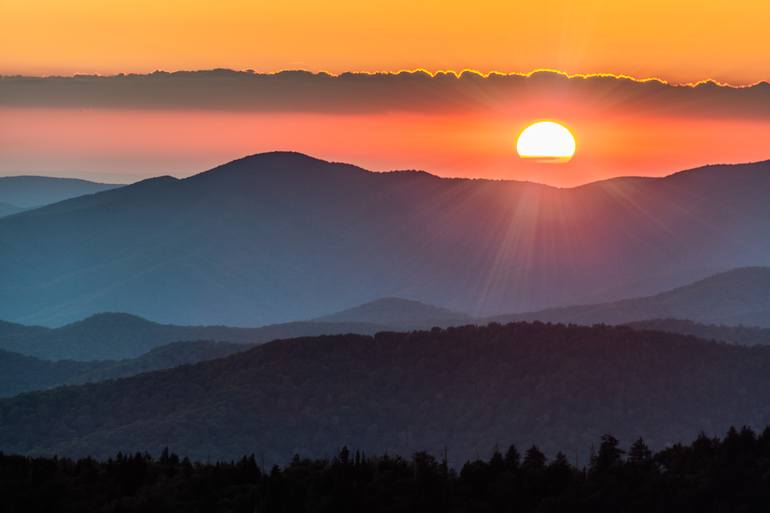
[{"left": 2, "top": 69, "right": 770, "bottom": 118}]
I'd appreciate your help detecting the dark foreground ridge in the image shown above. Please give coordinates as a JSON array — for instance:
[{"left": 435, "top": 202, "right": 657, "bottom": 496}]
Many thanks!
[
  {"left": 4, "top": 322, "right": 770, "bottom": 465},
  {"left": 2, "top": 426, "right": 768, "bottom": 513}
]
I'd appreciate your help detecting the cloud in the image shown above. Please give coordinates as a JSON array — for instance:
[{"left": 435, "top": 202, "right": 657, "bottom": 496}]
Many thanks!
[{"left": 2, "top": 69, "right": 770, "bottom": 119}]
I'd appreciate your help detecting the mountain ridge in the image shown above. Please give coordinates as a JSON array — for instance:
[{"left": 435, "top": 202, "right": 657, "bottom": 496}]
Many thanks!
[
  {"left": 315, "top": 297, "right": 472, "bottom": 328},
  {"left": 496, "top": 267, "right": 770, "bottom": 328},
  {"left": 5, "top": 266, "right": 770, "bottom": 361},
  {"left": 0, "top": 340, "right": 248, "bottom": 398},
  {"left": 0, "top": 175, "right": 121, "bottom": 208},
  {"left": 3, "top": 322, "right": 770, "bottom": 465},
  {"left": 0, "top": 310, "right": 386, "bottom": 361},
  {"left": 2, "top": 153, "right": 770, "bottom": 326}
]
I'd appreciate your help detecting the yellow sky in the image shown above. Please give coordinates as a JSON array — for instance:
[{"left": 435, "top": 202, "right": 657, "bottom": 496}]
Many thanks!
[{"left": 2, "top": 0, "right": 769, "bottom": 83}]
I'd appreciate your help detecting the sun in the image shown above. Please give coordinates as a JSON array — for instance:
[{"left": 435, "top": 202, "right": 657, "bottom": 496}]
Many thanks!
[{"left": 516, "top": 121, "right": 576, "bottom": 162}]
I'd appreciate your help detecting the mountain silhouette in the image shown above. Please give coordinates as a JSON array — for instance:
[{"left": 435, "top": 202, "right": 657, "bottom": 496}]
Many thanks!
[
  {"left": 2, "top": 153, "right": 770, "bottom": 326},
  {"left": 315, "top": 297, "right": 472, "bottom": 329},
  {"left": 0, "top": 340, "right": 247, "bottom": 398},
  {"left": 0, "top": 175, "right": 120, "bottom": 208},
  {"left": 4, "top": 323, "right": 770, "bottom": 465},
  {"left": 0, "top": 311, "right": 385, "bottom": 361},
  {"left": 495, "top": 267, "right": 770, "bottom": 327}
]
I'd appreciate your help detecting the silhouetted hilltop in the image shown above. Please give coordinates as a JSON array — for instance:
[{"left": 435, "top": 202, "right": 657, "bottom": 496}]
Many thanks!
[
  {"left": 4, "top": 322, "right": 770, "bottom": 464},
  {"left": 2, "top": 154, "right": 770, "bottom": 326},
  {"left": 495, "top": 267, "right": 770, "bottom": 328},
  {"left": 0, "top": 340, "right": 246, "bottom": 398},
  {"left": 193, "top": 151, "right": 372, "bottom": 182},
  {"left": 0, "top": 175, "right": 120, "bottom": 208},
  {"left": 316, "top": 297, "right": 472, "bottom": 328}
]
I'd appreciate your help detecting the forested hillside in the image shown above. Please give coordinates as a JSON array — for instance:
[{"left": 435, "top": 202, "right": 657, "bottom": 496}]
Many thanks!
[
  {"left": 0, "top": 340, "right": 247, "bottom": 398},
  {"left": 4, "top": 322, "right": 770, "bottom": 465}
]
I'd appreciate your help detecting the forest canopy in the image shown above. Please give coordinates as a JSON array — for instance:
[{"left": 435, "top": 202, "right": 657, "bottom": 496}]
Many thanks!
[{"left": 2, "top": 426, "right": 769, "bottom": 513}]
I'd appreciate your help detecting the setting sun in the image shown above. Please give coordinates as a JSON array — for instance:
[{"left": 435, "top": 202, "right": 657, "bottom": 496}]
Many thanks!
[{"left": 516, "top": 121, "right": 576, "bottom": 162}]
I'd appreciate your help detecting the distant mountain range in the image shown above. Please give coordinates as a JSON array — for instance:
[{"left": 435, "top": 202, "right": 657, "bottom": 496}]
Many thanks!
[
  {"left": 3, "top": 322, "right": 770, "bottom": 465},
  {"left": 2, "top": 153, "right": 770, "bottom": 327},
  {"left": 0, "top": 175, "right": 120, "bottom": 212},
  {"left": 0, "top": 340, "right": 247, "bottom": 398},
  {"left": 4, "top": 266, "right": 770, "bottom": 362},
  {"left": 0, "top": 312, "right": 384, "bottom": 361},
  {"left": 496, "top": 267, "right": 770, "bottom": 328},
  {"left": 0, "top": 297, "right": 467, "bottom": 397}
]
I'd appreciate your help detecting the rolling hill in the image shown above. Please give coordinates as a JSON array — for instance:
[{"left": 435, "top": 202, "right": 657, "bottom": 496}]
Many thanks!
[
  {"left": 0, "top": 175, "right": 120, "bottom": 208},
  {"left": 315, "top": 297, "right": 472, "bottom": 329},
  {"left": 0, "top": 312, "right": 385, "bottom": 360},
  {"left": 1, "top": 153, "right": 770, "bottom": 326},
  {"left": 0, "top": 340, "right": 246, "bottom": 398},
  {"left": 495, "top": 267, "right": 770, "bottom": 328},
  {"left": 0, "top": 202, "right": 23, "bottom": 218},
  {"left": 625, "top": 318, "right": 770, "bottom": 346},
  {"left": 3, "top": 322, "right": 770, "bottom": 465},
  {"left": 5, "top": 265, "right": 770, "bottom": 362}
]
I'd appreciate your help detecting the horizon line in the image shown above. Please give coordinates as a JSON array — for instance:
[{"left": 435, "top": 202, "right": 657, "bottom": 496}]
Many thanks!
[{"left": 4, "top": 67, "right": 770, "bottom": 90}]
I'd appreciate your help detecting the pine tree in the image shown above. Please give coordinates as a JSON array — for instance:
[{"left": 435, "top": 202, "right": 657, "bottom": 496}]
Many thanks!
[
  {"left": 628, "top": 438, "right": 652, "bottom": 464},
  {"left": 523, "top": 446, "right": 546, "bottom": 471},
  {"left": 591, "top": 434, "right": 624, "bottom": 474},
  {"left": 504, "top": 444, "right": 520, "bottom": 470}
]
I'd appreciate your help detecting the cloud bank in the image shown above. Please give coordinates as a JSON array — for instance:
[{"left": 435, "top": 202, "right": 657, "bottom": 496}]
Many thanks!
[{"left": 3, "top": 69, "right": 770, "bottom": 118}]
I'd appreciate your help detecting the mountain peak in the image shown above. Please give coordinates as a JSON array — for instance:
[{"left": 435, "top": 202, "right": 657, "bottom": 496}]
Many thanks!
[
  {"left": 228, "top": 151, "right": 332, "bottom": 167},
  {"left": 190, "top": 151, "right": 371, "bottom": 182},
  {"left": 64, "top": 312, "right": 158, "bottom": 329},
  {"left": 317, "top": 297, "right": 472, "bottom": 327}
]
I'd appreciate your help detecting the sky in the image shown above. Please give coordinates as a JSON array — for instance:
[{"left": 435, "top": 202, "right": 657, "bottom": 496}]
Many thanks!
[{"left": 1, "top": 0, "right": 770, "bottom": 185}]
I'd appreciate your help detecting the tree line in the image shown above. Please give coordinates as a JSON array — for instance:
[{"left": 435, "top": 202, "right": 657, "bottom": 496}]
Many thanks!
[{"left": 2, "top": 426, "right": 770, "bottom": 512}]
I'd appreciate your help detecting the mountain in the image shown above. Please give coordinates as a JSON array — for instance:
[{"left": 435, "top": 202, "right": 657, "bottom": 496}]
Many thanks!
[
  {"left": 0, "top": 201, "right": 23, "bottom": 218},
  {"left": 2, "top": 153, "right": 770, "bottom": 326},
  {"left": 3, "top": 322, "right": 770, "bottom": 465},
  {"left": 0, "top": 311, "right": 385, "bottom": 361},
  {"left": 0, "top": 319, "right": 49, "bottom": 340},
  {"left": 0, "top": 175, "right": 120, "bottom": 208},
  {"left": 0, "top": 340, "right": 246, "bottom": 398},
  {"left": 495, "top": 267, "right": 770, "bottom": 328},
  {"left": 626, "top": 318, "right": 770, "bottom": 346},
  {"left": 316, "top": 297, "right": 473, "bottom": 329}
]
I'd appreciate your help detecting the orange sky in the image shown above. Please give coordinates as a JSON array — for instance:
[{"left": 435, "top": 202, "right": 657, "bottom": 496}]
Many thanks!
[
  {"left": 3, "top": 106, "right": 770, "bottom": 186},
  {"left": 2, "top": 0, "right": 770, "bottom": 84},
  {"left": 2, "top": 1, "right": 770, "bottom": 184}
]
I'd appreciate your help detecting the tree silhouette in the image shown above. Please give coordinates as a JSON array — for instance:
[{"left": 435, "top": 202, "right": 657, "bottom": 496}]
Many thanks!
[{"left": 4, "top": 427, "right": 770, "bottom": 512}]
